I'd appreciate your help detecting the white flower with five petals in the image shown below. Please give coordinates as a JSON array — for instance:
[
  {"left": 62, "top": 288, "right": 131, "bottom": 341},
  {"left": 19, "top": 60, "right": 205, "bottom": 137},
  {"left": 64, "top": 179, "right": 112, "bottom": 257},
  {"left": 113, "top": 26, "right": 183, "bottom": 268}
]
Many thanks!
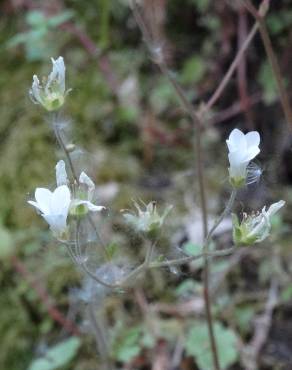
[
  {"left": 28, "top": 186, "right": 71, "bottom": 238},
  {"left": 226, "top": 128, "right": 260, "bottom": 187}
]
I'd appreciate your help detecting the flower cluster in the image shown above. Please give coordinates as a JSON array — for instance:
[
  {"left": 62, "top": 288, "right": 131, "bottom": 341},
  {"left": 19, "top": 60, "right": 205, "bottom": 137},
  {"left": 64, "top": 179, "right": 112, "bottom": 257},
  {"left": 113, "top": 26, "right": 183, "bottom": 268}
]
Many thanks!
[
  {"left": 29, "top": 56, "right": 69, "bottom": 111},
  {"left": 27, "top": 58, "right": 286, "bottom": 253},
  {"left": 28, "top": 160, "right": 105, "bottom": 239}
]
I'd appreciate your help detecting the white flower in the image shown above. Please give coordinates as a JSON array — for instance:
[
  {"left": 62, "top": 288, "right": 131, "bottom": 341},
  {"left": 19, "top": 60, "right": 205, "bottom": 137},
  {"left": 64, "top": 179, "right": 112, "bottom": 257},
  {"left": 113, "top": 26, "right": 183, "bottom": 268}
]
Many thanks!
[
  {"left": 226, "top": 128, "right": 260, "bottom": 187},
  {"left": 70, "top": 170, "right": 105, "bottom": 216},
  {"left": 28, "top": 186, "right": 71, "bottom": 238},
  {"left": 232, "top": 200, "right": 285, "bottom": 245},
  {"left": 29, "top": 56, "right": 69, "bottom": 111}
]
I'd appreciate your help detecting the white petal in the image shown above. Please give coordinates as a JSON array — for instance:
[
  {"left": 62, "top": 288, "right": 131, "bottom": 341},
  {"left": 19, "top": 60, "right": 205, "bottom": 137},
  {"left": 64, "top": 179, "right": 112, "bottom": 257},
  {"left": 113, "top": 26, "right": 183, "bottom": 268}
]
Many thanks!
[
  {"left": 79, "top": 171, "right": 95, "bottom": 190},
  {"left": 226, "top": 129, "right": 246, "bottom": 152},
  {"left": 50, "top": 185, "right": 71, "bottom": 216},
  {"left": 74, "top": 199, "right": 105, "bottom": 212},
  {"left": 30, "top": 75, "right": 42, "bottom": 103},
  {"left": 47, "top": 56, "right": 65, "bottom": 93},
  {"left": 245, "top": 131, "right": 260, "bottom": 149},
  {"left": 228, "top": 150, "right": 246, "bottom": 167},
  {"left": 267, "top": 200, "right": 285, "bottom": 217},
  {"left": 244, "top": 146, "right": 260, "bottom": 162},
  {"left": 79, "top": 171, "right": 95, "bottom": 200},
  {"left": 43, "top": 214, "right": 67, "bottom": 235},
  {"left": 35, "top": 188, "right": 53, "bottom": 215},
  {"left": 55, "top": 160, "right": 68, "bottom": 186},
  {"left": 27, "top": 200, "right": 43, "bottom": 212},
  {"left": 85, "top": 201, "right": 105, "bottom": 212}
]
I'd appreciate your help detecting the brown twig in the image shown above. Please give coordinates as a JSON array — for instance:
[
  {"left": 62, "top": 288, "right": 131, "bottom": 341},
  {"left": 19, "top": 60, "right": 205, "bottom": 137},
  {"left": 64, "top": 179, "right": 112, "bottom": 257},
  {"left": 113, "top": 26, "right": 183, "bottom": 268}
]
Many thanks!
[
  {"left": 203, "top": 21, "right": 259, "bottom": 114},
  {"left": 242, "top": 0, "right": 292, "bottom": 129},
  {"left": 236, "top": 6, "right": 254, "bottom": 130},
  {"left": 11, "top": 255, "right": 80, "bottom": 336}
]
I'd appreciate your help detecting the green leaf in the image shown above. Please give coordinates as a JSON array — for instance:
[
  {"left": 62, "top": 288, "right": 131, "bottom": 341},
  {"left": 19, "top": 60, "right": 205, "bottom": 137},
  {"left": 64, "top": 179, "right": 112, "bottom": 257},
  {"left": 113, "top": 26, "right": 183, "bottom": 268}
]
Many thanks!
[
  {"left": 26, "top": 11, "right": 46, "bottom": 26},
  {"left": 258, "top": 62, "right": 278, "bottom": 104},
  {"left": 183, "top": 242, "right": 202, "bottom": 256},
  {"left": 112, "top": 326, "right": 143, "bottom": 363},
  {"left": 47, "top": 11, "right": 75, "bottom": 28},
  {"left": 234, "top": 306, "right": 254, "bottom": 334},
  {"left": 188, "top": 0, "right": 210, "bottom": 12},
  {"left": 106, "top": 242, "right": 119, "bottom": 259},
  {"left": 180, "top": 56, "right": 206, "bottom": 85},
  {"left": 28, "top": 337, "right": 81, "bottom": 370},
  {"left": 175, "top": 279, "right": 202, "bottom": 297},
  {"left": 185, "top": 321, "right": 238, "bottom": 370},
  {"left": 281, "top": 285, "right": 292, "bottom": 303}
]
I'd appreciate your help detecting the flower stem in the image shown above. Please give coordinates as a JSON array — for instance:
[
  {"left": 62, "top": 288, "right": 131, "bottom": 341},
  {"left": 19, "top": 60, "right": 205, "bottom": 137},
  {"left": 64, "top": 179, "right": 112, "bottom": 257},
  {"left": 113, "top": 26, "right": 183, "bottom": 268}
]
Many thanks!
[
  {"left": 87, "top": 301, "right": 114, "bottom": 370},
  {"left": 205, "top": 189, "right": 237, "bottom": 248},
  {"left": 131, "top": 3, "right": 218, "bottom": 368},
  {"left": 51, "top": 112, "right": 79, "bottom": 183},
  {"left": 202, "top": 189, "right": 237, "bottom": 370}
]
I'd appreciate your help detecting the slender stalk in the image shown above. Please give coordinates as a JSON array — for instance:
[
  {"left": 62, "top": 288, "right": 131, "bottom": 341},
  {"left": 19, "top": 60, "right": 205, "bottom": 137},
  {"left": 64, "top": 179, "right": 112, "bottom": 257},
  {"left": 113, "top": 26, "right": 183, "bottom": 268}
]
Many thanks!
[
  {"left": 119, "top": 241, "right": 155, "bottom": 286},
  {"left": 205, "top": 189, "right": 237, "bottom": 248},
  {"left": 75, "top": 220, "right": 117, "bottom": 289},
  {"left": 52, "top": 112, "right": 78, "bottom": 182},
  {"left": 51, "top": 112, "right": 110, "bottom": 260},
  {"left": 202, "top": 189, "right": 237, "bottom": 370},
  {"left": 87, "top": 301, "right": 114, "bottom": 370},
  {"left": 149, "top": 247, "right": 235, "bottom": 268},
  {"left": 204, "top": 22, "right": 259, "bottom": 113},
  {"left": 242, "top": 0, "right": 292, "bottom": 129},
  {"left": 131, "top": 3, "right": 218, "bottom": 368}
]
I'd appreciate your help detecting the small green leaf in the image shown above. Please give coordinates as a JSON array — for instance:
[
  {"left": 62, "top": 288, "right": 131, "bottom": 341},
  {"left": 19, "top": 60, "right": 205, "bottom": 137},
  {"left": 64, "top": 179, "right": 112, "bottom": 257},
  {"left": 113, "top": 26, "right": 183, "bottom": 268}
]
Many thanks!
[
  {"left": 188, "top": 0, "right": 210, "bottom": 12},
  {"left": 47, "top": 11, "right": 75, "bottom": 28},
  {"left": 234, "top": 306, "right": 254, "bottom": 334},
  {"left": 26, "top": 10, "right": 46, "bottom": 26},
  {"left": 113, "top": 326, "right": 143, "bottom": 363},
  {"left": 183, "top": 242, "right": 202, "bottom": 256},
  {"left": 258, "top": 62, "right": 278, "bottom": 104},
  {"left": 175, "top": 279, "right": 202, "bottom": 297},
  {"left": 28, "top": 337, "right": 81, "bottom": 370},
  {"left": 180, "top": 56, "right": 206, "bottom": 85},
  {"left": 185, "top": 321, "right": 238, "bottom": 370},
  {"left": 106, "top": 242, "right": 119, "bottom": 259}
]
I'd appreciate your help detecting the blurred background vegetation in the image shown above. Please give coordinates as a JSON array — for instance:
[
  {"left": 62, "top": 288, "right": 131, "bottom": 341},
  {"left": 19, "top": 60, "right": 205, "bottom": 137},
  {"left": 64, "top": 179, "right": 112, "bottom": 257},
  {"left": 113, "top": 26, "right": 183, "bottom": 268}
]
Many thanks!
[{"left": 1, "top": 0, "right": 292, "bottom": 369}]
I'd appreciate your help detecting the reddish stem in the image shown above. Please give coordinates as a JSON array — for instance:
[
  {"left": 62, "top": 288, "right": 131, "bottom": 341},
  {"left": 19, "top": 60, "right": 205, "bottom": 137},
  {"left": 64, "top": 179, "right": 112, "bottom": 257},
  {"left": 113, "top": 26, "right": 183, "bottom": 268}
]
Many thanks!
[
  {"left": 237, "top": 6, "right": 254, "bottom": 130},
  {"left": 11, "top": 255, "right": 80, "bottom": 336}
]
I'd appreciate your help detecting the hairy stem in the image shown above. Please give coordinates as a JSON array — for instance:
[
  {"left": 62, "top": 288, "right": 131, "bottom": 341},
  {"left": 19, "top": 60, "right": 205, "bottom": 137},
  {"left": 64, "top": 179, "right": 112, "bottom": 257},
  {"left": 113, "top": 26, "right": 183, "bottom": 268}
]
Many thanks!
[
  {"left": 52, "top": 112, "right": 78, "bottom": 182},
  {"left": 149, "top": 247, "right": 235, "bottom": 268},
  {"left": 87, "top": 301, "right": 114, "bottom": 370},
  {"left": 205, "top": 189, "right": 237, "bottom": 248}
]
